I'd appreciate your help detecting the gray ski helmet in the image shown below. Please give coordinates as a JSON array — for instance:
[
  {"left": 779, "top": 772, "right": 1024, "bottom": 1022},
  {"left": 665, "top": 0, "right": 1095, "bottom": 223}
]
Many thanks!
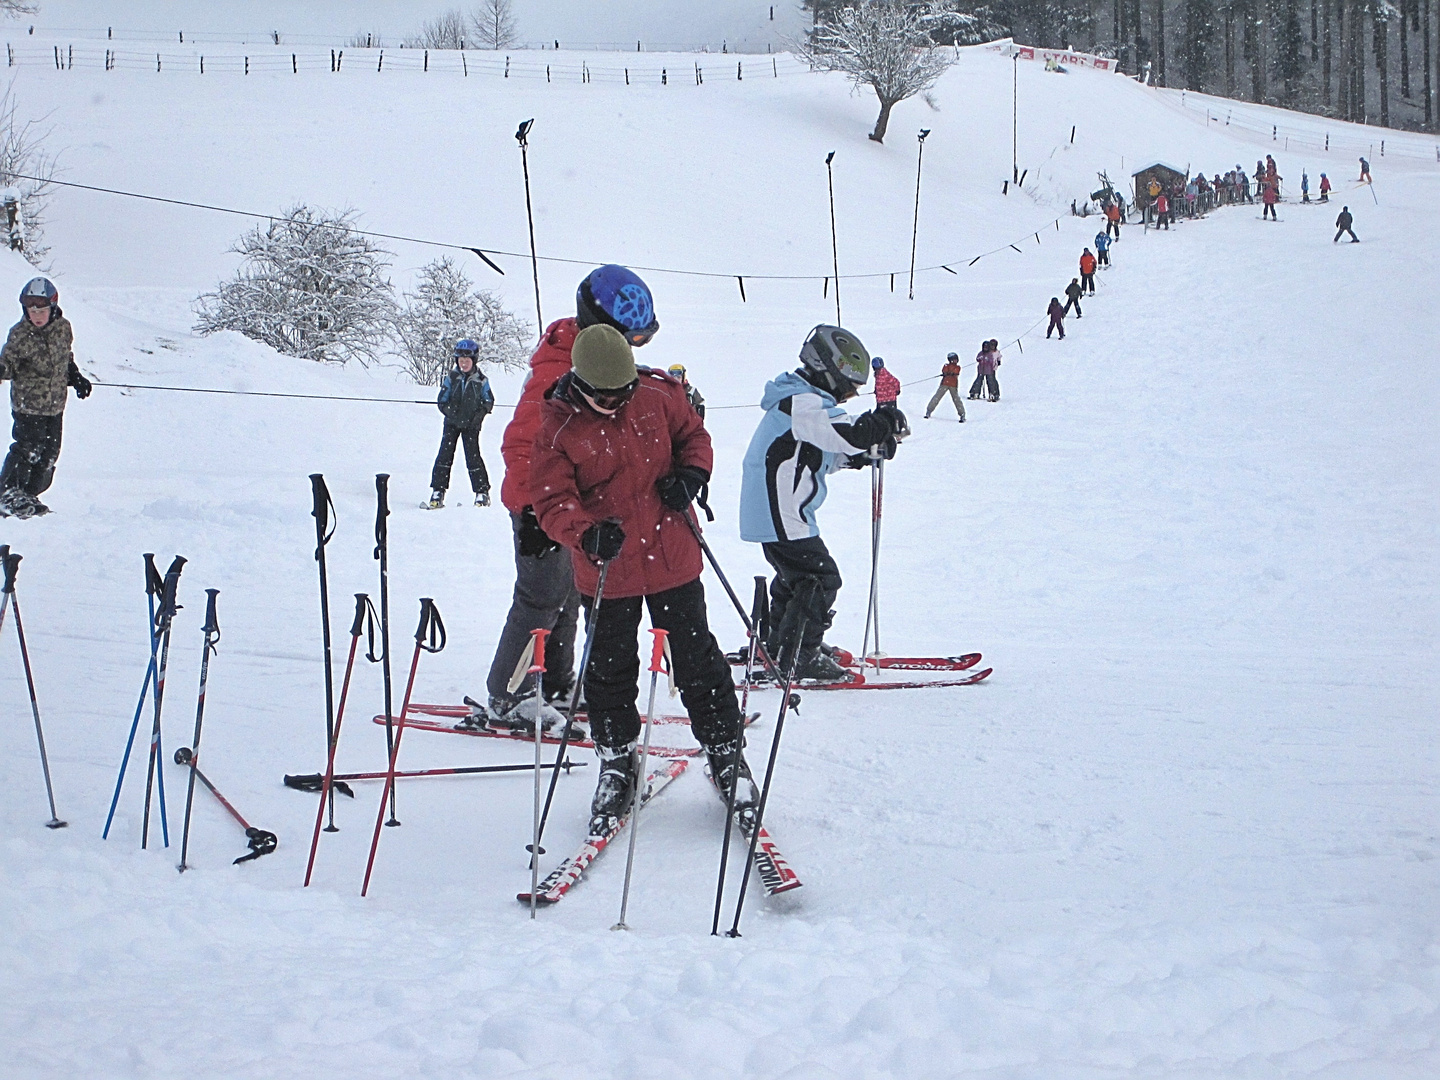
[
  {"left": 799, "top": 325, "right": 870, "bottom": 392},
  {"left": 19, "top": 276, "right": 57, "bottom": 310}
]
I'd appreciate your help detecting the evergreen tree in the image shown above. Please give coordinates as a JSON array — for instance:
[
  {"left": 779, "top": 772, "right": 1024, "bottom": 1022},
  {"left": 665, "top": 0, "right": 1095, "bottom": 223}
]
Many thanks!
[{"left": 1178, "top": 0, "right": 1217, "bottom": 87}]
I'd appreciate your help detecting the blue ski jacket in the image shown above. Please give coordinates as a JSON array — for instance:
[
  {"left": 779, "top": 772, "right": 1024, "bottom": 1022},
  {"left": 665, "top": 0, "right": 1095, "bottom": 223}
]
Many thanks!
[
  {"left": 739, "top": 370, "right": 881, "bottom": 544},
  {"left": 437, "top": 365, "right": 494, "bottom": 430}
]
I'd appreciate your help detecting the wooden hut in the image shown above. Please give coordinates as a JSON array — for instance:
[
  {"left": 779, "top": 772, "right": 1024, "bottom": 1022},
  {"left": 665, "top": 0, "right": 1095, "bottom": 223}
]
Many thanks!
[{"left": 1131, "top": 162, "right": 1186, "bottom": 214}]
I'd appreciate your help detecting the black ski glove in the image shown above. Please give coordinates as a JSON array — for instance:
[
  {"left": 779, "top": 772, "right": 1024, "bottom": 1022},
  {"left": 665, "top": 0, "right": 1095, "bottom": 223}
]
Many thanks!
[
  {"left": 67, "top": 363, "right": 92, "bottom": 400},
  {"left": 876, "top": 403, "right": 907, "bottom": 436},
  {"left": 655, "top": 465, "right": 710, "bottom": 512},
  {"left": 517, "top": 506, "right": 561, "bottom": 557},
  {"left": 846, "top": 407, "right": 898, "bottom": 449},
  {"left": 580, "top": 519, "right": 625, "bottom": 561}
]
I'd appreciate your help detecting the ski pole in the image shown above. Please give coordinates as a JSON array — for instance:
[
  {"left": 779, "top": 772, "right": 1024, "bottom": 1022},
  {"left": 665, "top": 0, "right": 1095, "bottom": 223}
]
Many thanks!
[
  {"left": 304, "top": 592, "right": 379, "bottom": 886},
  {"left": 523, "top": 627, "right": 551, "bottom": 919},
  {"left": 142, "top": 556, "right": 186, "bottom": 849},
  {"left": 712, "top": 577, "right": 767, "bottom": 935},
  {"left": 102, "top": 554, "right": 164, "bottom": 840},
  {"left": 681, "top": 511, "right": 788, "bottom": 686},
  {"left": 2, "top": 552, "right": 65, "bottom": 829},
  {"left": 728, "top": 602, "right": 810, "bottom": 938},
  {"left": 613, "top": 628, "right": 670, "bottom": 931},
  {"left": 533, "top": 557, "right": 611, "bottom": 858},
  {"left": 309, "top": 473, "right": 339, "bottom": 833},
  {"left": 287, "top": 759, "right": 584, "bottom": 790},
  {"left": 861, "top": 452, "right": 885, "bottom": 665},
  {"left": 374, "top": 473, "right": 399, "bottom": 827},
  {"left": 177, "top": 589, "right": 221, "bottom": 872},
  {"left": 172, "top": 747, "right": 276, "bottom": 864},
  {"left": 361, "top": 598, "right": 446, "bottom": 897}
]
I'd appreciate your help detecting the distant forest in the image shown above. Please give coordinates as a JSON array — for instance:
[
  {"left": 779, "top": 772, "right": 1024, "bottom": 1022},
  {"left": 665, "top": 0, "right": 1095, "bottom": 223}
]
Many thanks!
[{"left": 803, "top": 1, "right": 1438, "bottom": 131}]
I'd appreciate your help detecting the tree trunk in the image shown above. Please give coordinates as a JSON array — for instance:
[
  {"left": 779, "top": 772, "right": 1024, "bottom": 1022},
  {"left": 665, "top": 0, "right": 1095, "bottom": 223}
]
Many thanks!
[
  {"left": 1158, "top": 0, "right": 1167, "bottom": 84},
  {"left": 1323, "top": 0, "right": 1332, "bottom": 104},
  {"left": 870, "top": 95, "right": 894, "bottom": 143},
  {"left": 1354, "top": 0, "right": 1366, "bottom": 123},
  {"left": 1339, "top": 0, "right": 1349, "bottom": 115},
  {"left": 1379, "top": 11, "right": 1390, "bottom": 126},
  {"left": 1313, "top": 0, "right": 1320, "bottom": 60},
  {"left": 1425, "top": 0, "right": 1433, "bottom": 127},
  {"left": 1226, "top": 8, "right": 1236, "bottom": 96},
  {"left": 1401, "top": 0, "right": 1410, "bottom": 96}
]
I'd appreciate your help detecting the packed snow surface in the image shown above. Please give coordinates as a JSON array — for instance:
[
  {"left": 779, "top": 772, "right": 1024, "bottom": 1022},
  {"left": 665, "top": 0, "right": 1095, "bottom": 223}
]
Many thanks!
[{"left": 1, "top": 26, "right": 1438, "bottom": 1080}]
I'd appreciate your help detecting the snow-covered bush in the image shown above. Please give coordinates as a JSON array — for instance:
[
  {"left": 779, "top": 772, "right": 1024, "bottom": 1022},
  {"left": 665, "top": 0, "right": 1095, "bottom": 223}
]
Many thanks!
[
  {"left": 796, "top": 1, "right": 955, "bottom": 143},
  {"left": 394, "top": 256, "right": 531, "bottom": 385},
  {"left": 194, "top": 206, "right": 398, "bottom": 366},
  {"left": 416, "top": 10, "right": 469, "bottom": 50},
  {"left": 0, "top": 83, "right": 54, "bottom": 266}
]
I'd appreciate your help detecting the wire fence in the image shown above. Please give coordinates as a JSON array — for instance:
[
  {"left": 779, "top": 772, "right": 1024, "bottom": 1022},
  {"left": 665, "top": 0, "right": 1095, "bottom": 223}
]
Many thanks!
[{"left": 5, "top": 40, "right": 810, "bottom": 85}]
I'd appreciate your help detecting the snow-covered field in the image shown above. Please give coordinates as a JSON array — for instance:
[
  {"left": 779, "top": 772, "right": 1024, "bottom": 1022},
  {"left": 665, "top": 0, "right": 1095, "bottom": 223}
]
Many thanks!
[{"left": 2, "top": 26, "right": 1439, "bottom": 1080}]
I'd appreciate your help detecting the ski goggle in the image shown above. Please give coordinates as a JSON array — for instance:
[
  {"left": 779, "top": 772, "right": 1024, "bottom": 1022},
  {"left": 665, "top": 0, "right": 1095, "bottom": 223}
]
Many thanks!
[
  {"left": 572, "top": 373, "right": 639, "bottom": 412},
  {"left": 622, "top": 319, "right": 658, "bottom": 348},
  {"left": 22, "top": 295, "right": 50, "bottom": 308}
]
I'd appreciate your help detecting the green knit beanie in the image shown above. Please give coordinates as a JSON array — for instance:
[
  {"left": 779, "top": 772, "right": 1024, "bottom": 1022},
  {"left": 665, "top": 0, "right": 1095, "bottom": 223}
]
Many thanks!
[{"left": 571, "top": 324, "right": 637, "bottom": 390}]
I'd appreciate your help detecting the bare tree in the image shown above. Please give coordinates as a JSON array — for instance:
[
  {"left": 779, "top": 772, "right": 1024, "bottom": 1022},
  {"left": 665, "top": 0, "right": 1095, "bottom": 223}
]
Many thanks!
[
  {"left": 0, "top": 2, "right": 39, "bottom": 16},
  {"left": 194, "top": 206, "right": 398, "bottom": 366},
  {"left": 796, "top": 2, "right": 954, "bottom": 143},
  {"left": 417, "top": 9, "right": 469, "bottom": 50},
  {"left": 394, "top": 257, "right": 531, "bottom": 385},
  {"left": 347, "top": 31, "right": 384, "bottom": 49},
  {"left": 471, "top": 0, "right": 521, "bottom": 49},
  {"left": 0, "top": 82, "right": 54, "bottom": 265}
]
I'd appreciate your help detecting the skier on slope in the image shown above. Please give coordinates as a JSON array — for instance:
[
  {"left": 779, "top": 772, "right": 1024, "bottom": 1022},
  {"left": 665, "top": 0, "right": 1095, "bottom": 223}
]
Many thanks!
[
  {"left": 739, "top": 326, "right": 906, "bottom": 683},
  {"left": 1261, "top": 180, "right": 1279, "bottom": 221},
  {"left": 1105, "top": 200, "right": 1122, "bottom": 240},
  {"left": 923, "top": 352, "right": 965, "bottom": 422},
  {"left": 528, "top": 323, "right": 759, "bottom": 836},
  {"left": 1301, "top": 171, "right": 1310, "bottom": 204},
  {"left": 667, "top": 362, "right": 706, "bottom": 419},
  {"left": 1359, "top": 157, "right": 1371, "bottom": 183},
  {"left": 466, "top": 264, "right": 660, "bottom": 735},
  {"left": 426, "top": 339, "right": 494, "bottom": 509},
  {"left": 871, "top": 356, "right": 910, "bottom": 436},
  {"left": 0, "top": 277, "right": 91, "bottom": 518},
  {"left": 1063, "top": 277, "right": 1084, "bottom": 318},
  {"left": 1046, "top": 297, "right": 1067, "bottom": 339},
  {"left": 969, "top": 340, "right": 1001, "bottom": 402},
  {"left": 1079, "top": 249, "right": 1097, "bottom": 294},
  {"left": 1334, "top": 206, "right": 1359, "bottom": 243},
  {"left": 1094, "top": 229, "right": 1112, "bottom": 267}
]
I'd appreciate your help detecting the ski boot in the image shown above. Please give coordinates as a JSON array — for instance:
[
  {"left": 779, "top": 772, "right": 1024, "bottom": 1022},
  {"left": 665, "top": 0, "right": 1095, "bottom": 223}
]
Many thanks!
[
  {"left": 794, "top": 647, "right": 850, "bottom": 683},
  {"left": 424, "top": 489, "right": 445, "bottom": 510},
  {"left": 0, "top": 488, "right": 43, "bottom": 519},
  {"left": 475, "top": 490, "right": 491, "bottom": 507},
  {"left": 704, "top": 738, "right": 760, "bottom": 829},
  {"left": 589, "top": 742, "right": 638, "bottom": 836},
  {"left": 461, "top": 690, "right": 567, "bottom": 737}
]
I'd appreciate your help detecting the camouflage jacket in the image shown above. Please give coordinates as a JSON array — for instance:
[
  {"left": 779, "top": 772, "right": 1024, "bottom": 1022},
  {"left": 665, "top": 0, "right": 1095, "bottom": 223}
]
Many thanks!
[{"left": 0, "top": 311, "right": 76, "bottom": 416}]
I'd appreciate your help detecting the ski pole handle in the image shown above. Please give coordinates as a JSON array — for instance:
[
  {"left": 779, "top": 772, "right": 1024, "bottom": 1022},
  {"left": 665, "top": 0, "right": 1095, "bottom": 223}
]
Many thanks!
[
  {"left": 349, "top": 592, "right": 370, "bottom": 637},
  {"left": 527, "top": 627, "right": 550, "bottom": 675},
  {"left": 202, "top": 589, "right": 220, "bottom": 638},
  {"left": 751, "top": 576, "right": 768, "bottom": 635},
  {"left": 309, "top": 473, "right": 335, "bottom": 555},
  {"left": 414, "top": 598, "right": 446, "bottom": 653},
  {"left": 144, "top": 552, "right": 163, "bottom": 597},
  {"left": 373, "top": 473, "right": 390, "bottom": 557},
  {"left": 157, "top": 556, "right": 187, "bottom": 627},
  {"left": 647, "top": 627, "right": 669, "bottom": 673},
  {"left": 1, "top": 550, "right": 17, "bottom": 594}
]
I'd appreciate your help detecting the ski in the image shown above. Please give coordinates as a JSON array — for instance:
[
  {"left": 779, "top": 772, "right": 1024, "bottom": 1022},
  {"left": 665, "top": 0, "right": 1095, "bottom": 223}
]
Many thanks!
[
  {"left": 374, "top": 712, "right": 702, "bottom": 758},
  {"left": 727, "top": 648, "right": 982, "bottom": 673},
  {"left": 734, "top": 666, "right": 992, "bottom": 691},
  {"left": 518, "top": 756, "right": 692, "bottom": 906},
  {"left": 705, "top": 766, "right": 802, "bottom": 896}
]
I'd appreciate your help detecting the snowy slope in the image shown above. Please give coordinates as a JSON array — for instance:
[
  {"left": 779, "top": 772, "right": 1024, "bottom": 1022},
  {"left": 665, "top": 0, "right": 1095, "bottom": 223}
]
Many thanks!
[{"left": 1, "top": 36, "right": 1439, "bottom": 1080}]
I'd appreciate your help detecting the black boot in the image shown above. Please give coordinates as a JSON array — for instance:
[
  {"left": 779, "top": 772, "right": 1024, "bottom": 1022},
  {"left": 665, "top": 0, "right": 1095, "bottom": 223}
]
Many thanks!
[
  {"left": 704, "top": 739, "right": 759, "bottom": 826},
  {"left": 794, "top": 647, "right": 849, "bottom": 682},
  {"left": 589, "top": 742, "right": 637, "bottom": 836}
]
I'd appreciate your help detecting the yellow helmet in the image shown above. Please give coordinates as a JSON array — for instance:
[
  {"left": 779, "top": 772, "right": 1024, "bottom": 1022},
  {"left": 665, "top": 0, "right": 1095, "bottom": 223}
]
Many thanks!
[{"left": 667, "top": 363, "right": 686, "bottom": 377}]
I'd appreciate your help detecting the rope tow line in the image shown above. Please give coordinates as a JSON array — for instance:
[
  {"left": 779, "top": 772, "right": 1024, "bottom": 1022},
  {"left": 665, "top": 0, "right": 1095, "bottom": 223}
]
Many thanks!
[{"left": 19, "top": 171, "right": 1073, "bottom": 284}]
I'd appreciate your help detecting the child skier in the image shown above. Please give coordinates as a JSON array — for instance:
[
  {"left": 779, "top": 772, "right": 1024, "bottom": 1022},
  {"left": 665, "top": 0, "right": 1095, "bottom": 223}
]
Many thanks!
[
  {"left": 1301, "top": 171, "right": 1310, "bottom": 203},
  {"left": 871, "top": 356, "right": 910, "bottom": 436},
  {"left": 739, "top": 325, "right": 906, "bottom": 682},
  {"left": 667, "top": 362, "right": 705, "bottom": 419},
  {"left": 924, "top": 352, "right": 965, "bottom": 422},
  {"left": 427, "top": 339, "right": 494, "bottom": 508},
  {"left": 530, "top": 323, "right": 758, "bottom": 835},
  {"left": 1063, "top": 277, "right": 1084, "bottom": 318},
  {"left": 968, "top": 340, "right": 1001, "bottom": 402},
  {"left": 1046, "top": 297, "right": 1066, "bottom": 339},
  {"left": 1334, "top": 206, "right": 1359, "bottom": 243},
  {"left": 1105, "top": 200, "right": 1122, "bottom": 239},
  {"left": 1094, "top": 230, "right": 1111, "bottom": 267},
  {"left": 1079, "top": 249, "right": 1097, "bottom": 294},
  {"left": 0, "top": 277, "right": 91, "bottom": 518}
]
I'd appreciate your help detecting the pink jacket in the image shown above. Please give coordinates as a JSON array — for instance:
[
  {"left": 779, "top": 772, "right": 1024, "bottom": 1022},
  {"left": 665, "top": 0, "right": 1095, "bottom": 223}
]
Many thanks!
[{"left": 873, "top": 367, "right": 901, "bottom": 405}]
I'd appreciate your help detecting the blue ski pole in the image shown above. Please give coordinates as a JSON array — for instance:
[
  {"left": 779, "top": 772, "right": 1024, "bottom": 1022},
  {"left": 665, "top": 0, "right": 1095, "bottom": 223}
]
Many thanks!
[
  {"left": 102, "top": 554, "right": 164, "bottom": 840},
  {"left": 142, "top": 556, "right": 186, "bottom": 849}
]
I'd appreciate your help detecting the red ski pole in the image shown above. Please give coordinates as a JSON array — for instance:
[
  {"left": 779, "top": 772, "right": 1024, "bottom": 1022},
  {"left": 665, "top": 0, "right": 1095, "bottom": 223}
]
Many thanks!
[
  {"left": 361, "top": 598, "right": 445, "bottom": 897},
  {"left": 304, "top": 593, "right": 378, "bottom": 887}
]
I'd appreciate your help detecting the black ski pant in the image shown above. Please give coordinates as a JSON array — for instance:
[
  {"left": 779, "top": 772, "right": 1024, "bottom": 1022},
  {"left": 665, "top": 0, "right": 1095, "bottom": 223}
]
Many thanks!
[
  {"left": 0, "top": 411, "right": 62, "bottom": 496},
  {"left": 1081, "top": 272, "right": 1095, "bottom": 294},
  {"left": 1106, "top": 219, "right": 1120, "bottom": 239},
  {"left": 580, "top": 577, "right": 741, "bottom": 752},
  {"left": 1098, "top": 249, "right": 1110, "bottom": 267},
  {"left": 1334, "top": 227, "right": 1358, "bottom": 242},
  {"left": 969, "top": 372, "right": 999, "bottom": 400},
  {"left": 1063, "top": 295, "right": 1082, "bottom": 317},
  {"left": 1263, "top": 203, "right": 1277, "bottom": 220},
  {"left": 762, "top": 536, "right": 843, "bottom": 660},
  {"left": 485, "top": 513, "right": 581, "bottom": 704},
  {"left": 1047, "top": 317, "right": 1065, "bottom": 339},
  {"left": 430, "top": 421, "right": 489, "bottom": 494}
]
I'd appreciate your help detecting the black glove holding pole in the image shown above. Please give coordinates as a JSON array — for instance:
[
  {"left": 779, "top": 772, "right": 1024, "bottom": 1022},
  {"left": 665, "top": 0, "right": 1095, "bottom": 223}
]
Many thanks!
[
  {"left": 517, "top": 506, "right": 561, "bottom": 557},
  {"left": 580, "top": 518, "right": 625, "bottom": 561},
  {"left": 655, "top": 465, "right": 710, "bottom": 512}
]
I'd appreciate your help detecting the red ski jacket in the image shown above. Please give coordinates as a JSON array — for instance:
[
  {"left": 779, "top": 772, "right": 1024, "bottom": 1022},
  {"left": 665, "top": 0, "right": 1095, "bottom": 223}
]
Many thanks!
[
  {"left": 873, "top": 367, "right": 901, "bottom": 404},
  {"left": 1080, "top": 253, "right": 1097, "bottom": 274},
  {"left": 530, "top": 368, "right": 712, "bottom": 600},
  {"left": 499, "top": 318, "right": 577, "bottom": 514}
]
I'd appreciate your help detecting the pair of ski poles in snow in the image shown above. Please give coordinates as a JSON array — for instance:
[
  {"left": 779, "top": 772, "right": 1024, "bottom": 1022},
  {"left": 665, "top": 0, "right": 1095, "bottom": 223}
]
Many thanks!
[{"left": 0, "top": 545, "right": 66, "bottom": 830}]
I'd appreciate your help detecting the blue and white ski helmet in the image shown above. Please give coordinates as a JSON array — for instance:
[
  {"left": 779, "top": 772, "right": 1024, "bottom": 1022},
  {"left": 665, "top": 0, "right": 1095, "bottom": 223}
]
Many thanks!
[
  {"left": 453, "top": 338, "right": 480, "bottom": 358},
  {"left": 576, "top": 264, "right": 658, "bottom": 346},
  {"left": 19, "top": 276, "right": 57, "bottom": 311}
]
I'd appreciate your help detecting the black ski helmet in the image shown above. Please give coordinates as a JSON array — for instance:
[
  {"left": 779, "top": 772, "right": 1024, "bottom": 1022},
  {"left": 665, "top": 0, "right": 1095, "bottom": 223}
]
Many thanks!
[
  {"left": 798, "top": 325, "right": 870, "bottom": 397},
  {"left": 19, "top": 276, "right": 57, "bottom": 315}
]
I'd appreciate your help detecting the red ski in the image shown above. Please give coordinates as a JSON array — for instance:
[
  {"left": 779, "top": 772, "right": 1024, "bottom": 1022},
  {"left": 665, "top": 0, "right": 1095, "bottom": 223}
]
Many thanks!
[
  {"left": 829, "top": 649, "right": 983, "bottom": 672},
  {"left": 704, "top": 766, "right": 802, "bottom": 896},
  {"left": 518, "top": 756, "right": 692, "bottom": 905}
]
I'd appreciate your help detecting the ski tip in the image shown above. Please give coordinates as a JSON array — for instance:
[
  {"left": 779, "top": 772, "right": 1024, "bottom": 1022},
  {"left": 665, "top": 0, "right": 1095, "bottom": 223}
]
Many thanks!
[{"left": 516, "top": 892, "right": 558, "bottom": 906}]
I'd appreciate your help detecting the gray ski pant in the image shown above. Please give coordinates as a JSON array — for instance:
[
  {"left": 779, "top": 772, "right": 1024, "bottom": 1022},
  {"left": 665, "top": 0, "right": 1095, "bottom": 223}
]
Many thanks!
[
  {"left": 925, "top": 384, "right": 965, "bottom": 420},
  {"left": 485, "top": 512, "right": 582, "bottom": 702}
]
